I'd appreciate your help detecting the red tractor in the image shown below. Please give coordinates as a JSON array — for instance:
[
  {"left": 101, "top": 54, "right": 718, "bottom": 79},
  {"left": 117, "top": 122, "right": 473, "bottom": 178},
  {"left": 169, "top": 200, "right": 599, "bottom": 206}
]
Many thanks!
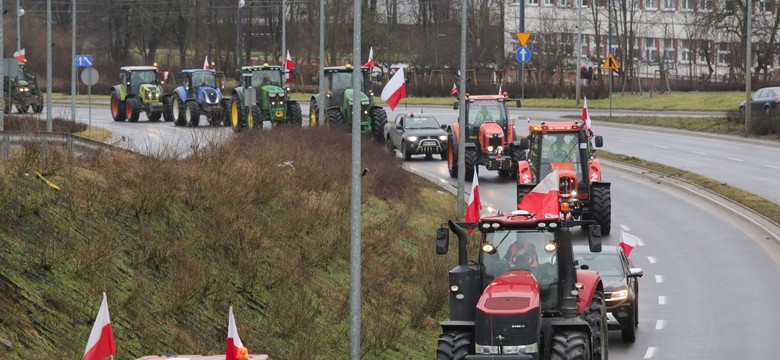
[
  {"left": 434, "top": 211, "right": 608, "bottom": 360},
  {"left": 516, "top": 122, "right": 611, "bottom": 235},
  {"left": 446, "top": 94, "right": 526, "bottom": 180}
]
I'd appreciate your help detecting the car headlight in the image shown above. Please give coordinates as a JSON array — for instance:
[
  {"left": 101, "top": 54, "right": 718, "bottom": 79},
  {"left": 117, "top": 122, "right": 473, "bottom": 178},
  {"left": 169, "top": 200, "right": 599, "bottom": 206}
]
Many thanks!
[
  {"left": 407, "top": 136, "right": 418, "bottom": 142},
  {"left": 608, "top": 289, "right": 628, "bottom": 301},
  {"left": 438, "top": 135, "right": 447, "bottom": 141}
]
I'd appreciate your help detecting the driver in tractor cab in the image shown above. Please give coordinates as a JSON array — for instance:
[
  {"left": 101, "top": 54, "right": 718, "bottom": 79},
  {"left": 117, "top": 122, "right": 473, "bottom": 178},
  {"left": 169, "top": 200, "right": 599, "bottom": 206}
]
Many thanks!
[
  {"left": 475, "top": 105, "right": 494, "bottom": 123},
  {"left": 549, "top": 135, "right": 576, "bottom": 162},
  {"left": 261, "top": 74, "right": 272, "bottom": 86},
  {"left": 507, "top": 236, "right": 539, "bottom": 271}
]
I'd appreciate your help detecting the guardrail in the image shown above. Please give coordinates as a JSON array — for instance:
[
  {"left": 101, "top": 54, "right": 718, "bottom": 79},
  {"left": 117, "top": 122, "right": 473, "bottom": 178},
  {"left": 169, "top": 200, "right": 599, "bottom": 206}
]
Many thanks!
[{"left": 0, "top": 131, "right": 115, "bottom": 160}]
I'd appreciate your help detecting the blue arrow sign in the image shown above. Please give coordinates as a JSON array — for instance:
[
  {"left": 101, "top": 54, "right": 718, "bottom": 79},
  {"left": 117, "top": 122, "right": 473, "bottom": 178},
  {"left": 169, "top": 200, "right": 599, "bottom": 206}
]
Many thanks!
[
  {"left": 75, "top": 55, "right": 93, "bottom": 67},
  {"left": 516, "top": 47, "right": 531, "bottom": 63}
]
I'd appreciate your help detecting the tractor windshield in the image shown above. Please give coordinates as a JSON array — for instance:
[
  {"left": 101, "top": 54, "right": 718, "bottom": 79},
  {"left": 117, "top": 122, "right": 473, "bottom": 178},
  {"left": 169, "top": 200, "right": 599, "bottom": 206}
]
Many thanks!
[
  {"left": 481, "top": 230, "right": 559, "bottom": 309},
  {"left": 532, "top": 133, "right": 583, "bottom": 183},
  {"left": 253, "top": 70, "right": 283, "bottom": 87},
  {"left": 468, "top": 100, "right": 507, "bottom": 127},
  {"left": 130, "top": 70, "right": 159, "bottom": 86},
  {"left": 190, "top": 71, "right": 216, "bottom": 88},
  {"left": 327, "top": 72, "right": 364, "bottom": 92}
]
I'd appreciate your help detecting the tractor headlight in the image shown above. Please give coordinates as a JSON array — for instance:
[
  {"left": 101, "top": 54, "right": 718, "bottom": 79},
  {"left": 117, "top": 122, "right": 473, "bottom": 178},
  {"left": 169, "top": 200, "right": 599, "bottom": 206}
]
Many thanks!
[
  {"left": 487, "top": 146, "right": 494, "bottom": 152},
  {"left": 449, "top": 285, "right": 459, "bottom": 292},
  {"left": 363, "top": 110, "right": 368, "bottom": 115},
  {"left": 475, "top": 344, "right": 500, "bottom": 354},
  {"left": 20, "top": 87, "right": 29, "bottom": 92},
  {"left": 326, "top": 91, "right": 332, "bottom": 98},
  {"left": 439, "top": 135, "right": 447, "bottom": 141},
  {"left": 481, "top": 243, "right": 495, "bottom": 254},
  {"left": 609, "top": 289, "right": 628, "bottom": 301},
  {"left": 503, "top": 343, "right": 539, "bottom": 354},
  {"left": 407, "top": 136, "right": 418, "bottom": 142}
]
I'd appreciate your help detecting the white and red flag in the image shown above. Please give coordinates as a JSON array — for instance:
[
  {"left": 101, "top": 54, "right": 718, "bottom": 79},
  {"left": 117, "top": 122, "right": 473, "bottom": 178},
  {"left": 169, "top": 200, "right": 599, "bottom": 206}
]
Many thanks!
[
  {"left": 225, "top": 306, "right": 246, "bottom": 360},
  {"left": 582, "top": 96, "right": 592, "bottom": 134},
  {"left": 450, "top": 83, "right": 458, "bottom": 96},
  {"left": 620, "top": 228, "right": 641, "bottom": 257},
  {"left": 203, "top": 56, "right": 210, "bottom": 70},
  {"left": 83, "top": 292, "right": 116, "bottom": 360},
  {"left": 162, "top": 71, "right": 169, "bottom": 81},
  {"left": 498, "top": 85, "right": 502, "bottom": 95},
  {"left": 285, "top": 50, "right": 294, "bottom": 82},
  {"left": 464, "top": 166, "right": 482, "bottom": 232},
  {"left": 381, "top": 67, "right": 407, "bottom": 111},
  {"left": 517, "top": 170, "right": 560, "bottom": 219},
  {"left": 13, "top": 48, "right": 26, "bottom": 62},
  {"left": 363, "top": 46, "right": 375, "bottom": 69}
]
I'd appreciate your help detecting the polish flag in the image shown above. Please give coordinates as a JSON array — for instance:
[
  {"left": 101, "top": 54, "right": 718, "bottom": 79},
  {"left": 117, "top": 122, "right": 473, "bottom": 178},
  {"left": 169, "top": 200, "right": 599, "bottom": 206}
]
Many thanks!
[
  {"left": 381, "top": 67, "right": 407, "bottom": 111},
  {"left": 225, "top": 307, "right": 247, "bottom": 360},
  {"left": 83, "top": 293, "right": 116, "bottom": 360},
  {"left": 363, "top": 47, "right": 375, "bottom": 69},
  {"left": 203, "top": 56, "right": 210, "bottom": 70},
  {"left": 582, "top": 96, "right": 592, "bottom": 134},
  {"left": 464, "top": 166, "right": 482, "bottom": 232},
  {"left": 162, "top": 71, "right": 169, "bottom": 81},
  {"left": 450, "top": 83, "right": 458, "bottom": 96},
  {"left": 517, "top": 170, "right": 560, "bottom": 219},
  {"left": 285, "top": 50, "right": 294, "bottom": 82},
  {"left": 620, "top": 228, "right": 641, "bottom": 257},
  {"left": 13, "top": 48, "right": 26, "bottom": 62}
]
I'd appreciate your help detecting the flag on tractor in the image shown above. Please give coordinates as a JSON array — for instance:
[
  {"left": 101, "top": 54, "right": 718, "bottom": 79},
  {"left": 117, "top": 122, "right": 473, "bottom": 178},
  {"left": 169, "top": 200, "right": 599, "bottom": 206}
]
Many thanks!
[
  {"left": 517, "top": 170, "right": 560, "bottom": 219},
  {"left": 82, "top": 293, "right": 116, "bottom": 360},
  {"left": 363, "top": 47, "right": 375, "bottom": 69},
  {"left": 582, "top": 96, "right": 592, "bottom": 134},
  {"left": 381, "top": 68, "right": 407, "bottom": 111},
  {"left": 285, "top": 50, "right": 294, "bottom": 82},
  {"left": 450, "top": 83, "right": 458, "bottom": 96},
  {"left": 13, "top": 48, "right": 26, "bottom": 62},
  {"left": 225, "top": 307, "right": 249, "bottom": 360},
  {"left": 203, "top": 56, "right": 210, "bottom": 70},
  {"left": 464, "top": 166, "right": 482, "bottom": 232}
]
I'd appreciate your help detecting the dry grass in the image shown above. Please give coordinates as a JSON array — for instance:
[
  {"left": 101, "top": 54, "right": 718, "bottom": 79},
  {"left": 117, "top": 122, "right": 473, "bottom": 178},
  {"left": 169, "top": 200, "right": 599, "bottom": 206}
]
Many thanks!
[{"left": 0, "top": 127, "right": 457, "bottom": 359}]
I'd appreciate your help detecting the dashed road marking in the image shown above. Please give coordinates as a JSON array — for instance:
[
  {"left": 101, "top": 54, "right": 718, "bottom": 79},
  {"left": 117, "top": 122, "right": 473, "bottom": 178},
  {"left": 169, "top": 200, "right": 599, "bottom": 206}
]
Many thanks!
[
  {"left": 655, "top": 320, "right": 665, "bottom": 330},
  {"left": 647, "top": 256, "right": 657, "bottom": 264},
  {"left": 655, "top": 275, "right": 664, "bottom": 283},
  {"left": 690, "top": 150, "right": 707, "bottom": 155},
  {"left": 766, "top": 165, "right": 780, "bottom": 170},
  {"left": 727, "top": 157, "right": 744, "bottom": 162},
  {"left": 653, "top": 145, "right": 669, "bottom": 149},
  {"left": 644, "top": 347, "right": 657, "bottom": 358},
  {"left": 658, "top": 296, "right": 667, "bottom": 305}
]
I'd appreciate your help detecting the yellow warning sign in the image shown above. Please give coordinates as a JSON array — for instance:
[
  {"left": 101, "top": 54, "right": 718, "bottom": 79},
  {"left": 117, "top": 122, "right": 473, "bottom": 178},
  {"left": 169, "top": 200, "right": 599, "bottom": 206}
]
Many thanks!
[
  {"left": 603, "top": 53, "right": 620, "bottom": 70},
  {"left": 515, "top": 32, "right": 531, "bottom": 47}
]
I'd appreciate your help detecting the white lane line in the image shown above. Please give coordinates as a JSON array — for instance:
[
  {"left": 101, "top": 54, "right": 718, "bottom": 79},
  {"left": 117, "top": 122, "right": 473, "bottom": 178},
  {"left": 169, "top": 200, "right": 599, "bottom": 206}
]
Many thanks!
[
  {"left": 620, "top": 224, "right": 631, "bottom": 231},
  {"left": 766, "top": 165, "right": 780, "bottom": 170},
  {"left": 727, "top": 157, "right": 744, "bottom": 162},
  {"left": 644, "top": 347, "right": 657, "bottom": 358},
  {"left": 690, "top": 150, "right": 707, "bottom": 155},
  {"left": 655, "top": 320, "right": 665, "bottom": 330},
  {"left": 653, "top": 145, "right": 669, "bottom": 149},
  {"left": 655, "top": 275, "right": 664, "bottom": 283},
  {"left": 658, "top": 296, "right": 667, "bottom": 305},
  {"left": 647, "top": 256, "right": 657, "bottom": 264}
]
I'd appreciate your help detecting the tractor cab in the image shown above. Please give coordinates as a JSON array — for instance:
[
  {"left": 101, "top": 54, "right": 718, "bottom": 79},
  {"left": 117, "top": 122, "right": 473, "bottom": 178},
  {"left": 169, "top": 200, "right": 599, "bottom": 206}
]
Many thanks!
[
  {"left": 323, "top": 65, "right": 371, "bottom": 109},
  {"left": 246, "top": 64, "right": 285, "bottom": 88},
  {"left": 119, "top": 66, "right": 162, "bottom": 97},
  {"left": 180, "top": 70, "right": 220, "bottom": 95}
]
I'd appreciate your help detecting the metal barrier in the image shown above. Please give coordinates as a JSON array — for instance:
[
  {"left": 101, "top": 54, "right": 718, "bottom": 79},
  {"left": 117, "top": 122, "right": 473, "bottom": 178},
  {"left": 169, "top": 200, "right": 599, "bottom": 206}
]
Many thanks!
[{"left": 0, "top": 131, "right": 115, "bottom": 160}]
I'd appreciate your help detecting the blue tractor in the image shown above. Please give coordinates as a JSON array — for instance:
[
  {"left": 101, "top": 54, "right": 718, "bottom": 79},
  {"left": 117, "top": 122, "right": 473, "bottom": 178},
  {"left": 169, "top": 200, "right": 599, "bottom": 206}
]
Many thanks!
[{"left": 162, "top": 69, "right": 228, "bottom": 127}]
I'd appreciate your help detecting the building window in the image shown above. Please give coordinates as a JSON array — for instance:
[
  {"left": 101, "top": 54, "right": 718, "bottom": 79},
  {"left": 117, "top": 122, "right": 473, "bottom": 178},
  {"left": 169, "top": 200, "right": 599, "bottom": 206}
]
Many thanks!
[
  {"left": 680, "top": 40, "right": 691, "bottom": 63},
  {"left": 560, "top": 0, "right": 571, "bottom": 6},
  {"left": 757, "top": 0, "right": 770, "bottom": 13},
  {"left": 645, "top": 0, "right": 658, "bottom": 10},
  {"left": 644, "top": 38, "right": 658, "bottom": 63},
  {"left": 717, "top": 43, "right": 729, "bottom": 65},
  {"left": 681, "top": 0, "right": 693, "bottom": 11},
  {"left": 698, "top": 0, "right": 712, "bottom": 11},
  {"left": 528, "top": 0, "right": 540, "bottom": 5},
  {"left": 697, "top": 41, "right": 711, "bottom": 64},
  {"left": 662, "top": 0, "right": 675, "bottom": 10},
  {"left": 544, "top": 0, "right": 554, "bottom": 6},
  {"left": 663, "top": 38, "right": 676, "bottom": 63}
]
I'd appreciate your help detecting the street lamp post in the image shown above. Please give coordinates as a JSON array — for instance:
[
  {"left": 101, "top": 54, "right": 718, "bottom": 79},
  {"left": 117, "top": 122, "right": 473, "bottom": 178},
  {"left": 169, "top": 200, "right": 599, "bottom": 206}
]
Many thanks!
[
  {"left": 236, "top": 0, "right": 245, "bottom": 74},
  {"left": 16, "top": 0, "right": 23, "bottom": 51}
]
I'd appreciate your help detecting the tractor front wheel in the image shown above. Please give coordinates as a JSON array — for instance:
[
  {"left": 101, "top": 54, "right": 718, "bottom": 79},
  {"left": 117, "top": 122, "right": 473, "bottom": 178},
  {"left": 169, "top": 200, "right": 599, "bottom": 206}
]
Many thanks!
[
  {"left": 309, "top": 100, "right": 319, "bottom": 128},
  {"left": 436, "top": 331, "right": 471, "bottom": 360},
  {"left": 551, "top": 331, "right": 590, "bottom": 360},
  {"left": 464, "top": 149, "right": 477, "bottom": 181},
  {"left": 186, "top": 101, "right": 200, "bottom": 127},
  {"left": 592, "top": 185, "right": 612, "bottom": 235},
  {"left": 370, "top": 107, "right": 388, "bottom": 142},
  {"left": 148, "top": 111, "right": 162, "bottom": 122},
  {"left": 18, "top": 105, "right": 29, "bottom": 113},
  {"left": 32, "top": 104, "right": 43, "bottom": 114},
  {"left": 110, "top": 91, "right": 126, "bottom": 122},
  {"left": 326, "top": 108, "right": 345, "bottom": 128},
  {"left": 251, "top": 106, "right": 263, "bottom": 129},
  {"left": 173, "top": 97, "right": 187, "bottom": 126},
  {"left": 585, "top": 291, "right": 609, "bottom": 359},
  {"left": 230, "top": 95, "right": 245, "bottom": 132},
  {"left": 287, "top": 101, "right": 303, "bottom": 126},
  {"left": 447, "top": 136, "right": 458, "bottom": 179},
  {"left": 125, "top": 97, "right": 141, "bottom": 123}
]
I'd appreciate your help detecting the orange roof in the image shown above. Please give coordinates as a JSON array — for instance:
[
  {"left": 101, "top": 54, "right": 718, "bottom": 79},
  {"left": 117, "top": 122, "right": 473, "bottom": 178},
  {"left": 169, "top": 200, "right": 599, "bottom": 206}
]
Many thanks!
[
  {"left": 466, "top": 94, "right": 505, "bottom": 101},
  {"left": 529, "top": 122, "right": 582, "bottom": 133}
]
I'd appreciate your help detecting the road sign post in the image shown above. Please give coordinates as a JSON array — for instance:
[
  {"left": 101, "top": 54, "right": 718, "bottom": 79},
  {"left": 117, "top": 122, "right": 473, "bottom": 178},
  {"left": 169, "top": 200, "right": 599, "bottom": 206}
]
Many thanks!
[
  {"left": 75, "top": 55, "right": 93, "bottom": 68},
  {"left": 602, "top": 53, "right": 620, "bottom": 118},
  {"left": 515, "top": 33, "right": 531, "bottom": 103},
  {"left": 80, "top": 67, "right": 99, "bottom": 130}
]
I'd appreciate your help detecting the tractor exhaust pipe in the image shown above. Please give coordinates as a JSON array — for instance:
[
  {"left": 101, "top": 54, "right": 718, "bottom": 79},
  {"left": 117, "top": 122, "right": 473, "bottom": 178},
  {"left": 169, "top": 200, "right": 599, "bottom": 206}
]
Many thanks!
[
  {"left": 445, "top": 220, "right": 481, "bottom": 322},
  {"left": 449, "top": 220, "right": 469, "bottom": 267}
]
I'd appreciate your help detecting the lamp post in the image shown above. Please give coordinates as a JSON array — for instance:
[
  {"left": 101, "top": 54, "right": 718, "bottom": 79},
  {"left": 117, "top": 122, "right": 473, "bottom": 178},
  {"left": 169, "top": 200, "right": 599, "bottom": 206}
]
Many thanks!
[
  {"left": 236, "top": 0, "right": 245, "bottom": 73},
  {"left": 16, "top": 0, "right": 23, "bottom": 51},
  {"left": 575, "top": 0, "right": 582, "bottom": 105}
]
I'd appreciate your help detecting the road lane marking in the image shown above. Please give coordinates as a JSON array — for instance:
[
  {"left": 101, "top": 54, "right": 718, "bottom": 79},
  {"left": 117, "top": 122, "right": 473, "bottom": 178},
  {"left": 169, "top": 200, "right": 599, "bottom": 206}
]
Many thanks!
[
  {"left": 658, "top": 296, "right": 667, "bottom": 305},
  {"left": 766, "top": 165, "right": 780, "bottom": 170},
  {"left": 690, "top": 150, "right": 707, "bottom": 155},
  {"left": 727, "top": 157, "right": 744, "bottom": 162},
  {"left": 652, "top": 145, "right": 669, "bottom": 149},
  {"left": 655, "top": 320, "right": 665, "bottom": 330},
  {"left": 620, "top": 224, "right": 631, "bottom": 231},
  {"left": 655, "top": 275, "right": 664, "bottom": 283},
  {"left": 644, "top": 347, "right": 657, "bottom": 358},
  {"left": 647, "top": 256, "right": 657, "bottom": 264}
]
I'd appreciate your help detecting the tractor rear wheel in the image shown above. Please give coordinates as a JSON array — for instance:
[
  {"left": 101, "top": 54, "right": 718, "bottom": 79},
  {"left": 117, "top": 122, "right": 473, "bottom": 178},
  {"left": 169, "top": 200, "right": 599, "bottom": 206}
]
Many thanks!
[
  {"left": 309, "top": 100, "right": 319, "bottom": 128},
  {"left": 447, "top": 136, "right": 458, "bottom": 178},
  {"left": 370, "top": 107, "right": 388, "bottom": 142},
  {"left": 585, "top": 291, "right": 609, "bottom": 359},
  {"left": 551, "top": 331, "right": 590, "bottom": 360},
  {"left": 173, "top": 97, "right": 187, "bottom": 126},
  {"left": 326, "top": 108, "right": 344, "bottom": 128},
  {"left": 436, "top": 331, "right": 471, "bottom": 360},
  {"left": 125, "top": 97, "right": 141, "bottom": 123},
  {"left": 32, "top": 104, "right": 43, "bottom": 114},
  {"left": 221, "top": 99, "right": 232, "bottom": 126},
  {"left": 498, "top": 169, "right": 511, "bottom": 177},
  {"left": 110, "top": 91, "right": 126, "bottom": 122},
  {"left": 287, "top": 101, "right": 303, "bottom": 127},
  {"left": 186, "top": 101, "right": 200, "bottom": 127},
  {"left": 18, "top": 105, "right": 29, "bottom": 113},
  {"left": 592, "top": 185, "right": 612, "bottom": 235}
]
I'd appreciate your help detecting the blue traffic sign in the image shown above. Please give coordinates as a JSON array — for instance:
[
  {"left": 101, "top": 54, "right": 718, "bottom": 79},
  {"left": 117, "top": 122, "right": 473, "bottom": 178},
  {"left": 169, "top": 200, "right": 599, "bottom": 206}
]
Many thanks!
[
  {"left": 515, "top": 47, "right": 532, "bottom": 63},
  {"left": 75, "top": 55, "right": 93, "bottom": 67}
]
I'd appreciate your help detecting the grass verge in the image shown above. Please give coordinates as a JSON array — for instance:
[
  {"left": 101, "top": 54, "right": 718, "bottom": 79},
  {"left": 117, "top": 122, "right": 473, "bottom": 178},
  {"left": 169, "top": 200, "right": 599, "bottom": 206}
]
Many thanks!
[{"left": 599, "top": 150, "right": 780, "bottom": 224}]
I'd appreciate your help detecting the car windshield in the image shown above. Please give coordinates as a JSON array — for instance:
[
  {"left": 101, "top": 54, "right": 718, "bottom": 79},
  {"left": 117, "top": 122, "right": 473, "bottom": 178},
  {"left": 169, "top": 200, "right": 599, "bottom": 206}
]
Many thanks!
[
  {"left": 190, "top": 71, "right": 216, "bottom": 88},
  {"left": 405, "top": 117, "right": 439, "bottom": 129},
  {"left": 482, "top": 230, "right": 559, "bottom": 309},
  {"left": 253, "top": 70, "right": 282, "bottom": 87},
  {"left": 130, "top": 70, "right": 158, "bottom": 85},
  {"left": 574, "top": 253, "right": 624, "bottom": 277}
]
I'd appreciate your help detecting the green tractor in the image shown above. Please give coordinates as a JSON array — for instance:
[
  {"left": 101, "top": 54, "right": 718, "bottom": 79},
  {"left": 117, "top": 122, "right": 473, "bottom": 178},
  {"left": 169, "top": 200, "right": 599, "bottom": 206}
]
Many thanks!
[
  {"left": 2, "top": 59, "right": 43, "bottom": 114},
  {"left": 109, "top": 66, "right": 165, "bottom": 122},
  {"left": 228, "top": 63, "right": 302, "bottom": 129},
  {"left": 308, "top": 64, "right": 387, "bottom": 142}
]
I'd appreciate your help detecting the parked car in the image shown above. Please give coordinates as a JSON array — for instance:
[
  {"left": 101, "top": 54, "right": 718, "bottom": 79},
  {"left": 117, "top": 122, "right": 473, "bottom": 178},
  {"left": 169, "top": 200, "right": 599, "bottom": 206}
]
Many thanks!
[
  {"left": 738, "top": 86, "right": 780, "bottom": 116},
  {"left": 384, "top": 113, "right": 448, "bottom": 161},
  {"left": 574, "top": 245, "right": 643, "bottom": 342}
]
